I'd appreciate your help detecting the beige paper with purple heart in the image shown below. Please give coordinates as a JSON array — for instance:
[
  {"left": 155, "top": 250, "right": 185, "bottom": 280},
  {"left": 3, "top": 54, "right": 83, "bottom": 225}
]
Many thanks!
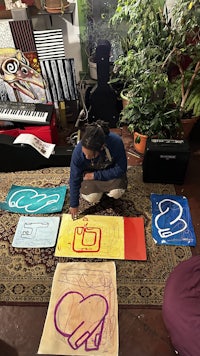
[{"left": 38, "top": 262, "right": 118, "bottom": 355}]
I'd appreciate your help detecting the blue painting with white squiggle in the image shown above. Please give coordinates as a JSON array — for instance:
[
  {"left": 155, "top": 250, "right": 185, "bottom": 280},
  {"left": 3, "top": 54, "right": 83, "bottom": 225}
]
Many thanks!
[
  {"left": 0, "top": 185, "right": 67, "bottom": 214},
  {"left": 151, "top": 193, "right": 196, "bottom": 246}
]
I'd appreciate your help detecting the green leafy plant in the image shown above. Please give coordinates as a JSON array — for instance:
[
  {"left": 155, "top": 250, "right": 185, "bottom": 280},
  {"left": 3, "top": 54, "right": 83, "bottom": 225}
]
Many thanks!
[
  {"left": 109, "top": 0, "right": 181, "bottom": 137},
  {"left": 120, "top": 95, "right": 180, "bottom": 138},
  {"left": 110, "top": 0, "right": 171, "bottom": 90},
  {"left": 109, "top": 0, "right": 200, "bottom": 137},
  {"left": 162, "top": 0, "right": 200, "bottom": 118}
]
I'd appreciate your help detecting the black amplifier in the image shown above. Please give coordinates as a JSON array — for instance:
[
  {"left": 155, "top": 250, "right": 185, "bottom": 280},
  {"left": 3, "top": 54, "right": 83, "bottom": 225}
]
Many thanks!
[{"left": 142, "top": 138, "right": 190, "bottom": 184}]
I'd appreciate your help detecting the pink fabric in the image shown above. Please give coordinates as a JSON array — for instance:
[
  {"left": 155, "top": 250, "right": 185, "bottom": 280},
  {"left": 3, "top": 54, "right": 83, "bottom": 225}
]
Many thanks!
[{"left": 162, "top": 255, "right": 200, "bottom": 356}]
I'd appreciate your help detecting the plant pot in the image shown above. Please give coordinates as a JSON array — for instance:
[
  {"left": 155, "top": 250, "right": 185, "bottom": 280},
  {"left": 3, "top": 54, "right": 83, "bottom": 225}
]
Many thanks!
[
  {"left": 180, "top": 117, "right": 199, "bottom": 139},
  {"left": 133, "top": 132, "right": 148, "bottom": 154},
  {"left": 120, "top": 90, "right": 129, "bottom": 109},
  {"left": 88, "top": 57, "right": 97, "bottom": 80},
  {"left": 44, "top": 0, "right": 69, "bottom": 13}
]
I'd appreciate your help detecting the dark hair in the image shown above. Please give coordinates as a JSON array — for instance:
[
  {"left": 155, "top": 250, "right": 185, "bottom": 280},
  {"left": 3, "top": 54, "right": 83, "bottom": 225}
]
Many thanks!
[{"left": 81, "top": 120, "right": 110, "bottom": 151}]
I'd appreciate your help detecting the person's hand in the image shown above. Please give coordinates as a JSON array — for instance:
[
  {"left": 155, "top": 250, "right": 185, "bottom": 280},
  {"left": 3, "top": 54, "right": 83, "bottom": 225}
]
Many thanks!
[
  {"left": 69, "top": 207, "right": 79, "bottom": 220},
  {"left": 83, "top": 172, "right": 94, "bottom": 180}
]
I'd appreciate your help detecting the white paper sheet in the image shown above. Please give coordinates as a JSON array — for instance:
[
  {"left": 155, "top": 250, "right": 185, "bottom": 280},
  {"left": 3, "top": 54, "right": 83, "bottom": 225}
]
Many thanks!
[
  {"left": 13, "top": 133, "right": 55, "bottom": 158},
  {"left": 12, "top": 216, "right": 60, "bottom": 248}
]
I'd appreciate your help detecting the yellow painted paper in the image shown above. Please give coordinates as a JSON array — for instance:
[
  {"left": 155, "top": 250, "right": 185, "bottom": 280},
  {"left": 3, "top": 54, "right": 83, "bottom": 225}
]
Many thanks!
[
  {"left": 55, "top": 214, "right": 124, "bottom": 259},
  {"left": 38, "top": 262, "right": 118, "bottom": 356}
]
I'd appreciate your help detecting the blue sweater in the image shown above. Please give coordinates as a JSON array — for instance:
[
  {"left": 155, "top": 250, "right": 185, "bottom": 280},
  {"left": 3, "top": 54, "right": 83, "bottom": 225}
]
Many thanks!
[{"left": 69, "top": 132, "right": 127, "bottom": 207}]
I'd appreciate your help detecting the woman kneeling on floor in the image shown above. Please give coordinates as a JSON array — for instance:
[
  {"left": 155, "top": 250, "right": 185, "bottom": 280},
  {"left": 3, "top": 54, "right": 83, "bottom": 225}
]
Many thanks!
[{"left": 69, "top": 120, "right": 128, "bottom": 220}]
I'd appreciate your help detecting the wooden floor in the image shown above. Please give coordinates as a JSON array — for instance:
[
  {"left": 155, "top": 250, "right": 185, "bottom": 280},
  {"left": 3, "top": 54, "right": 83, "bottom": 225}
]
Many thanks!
[{"left": 0, "top": 124, "right": 200, "bottom": 356}]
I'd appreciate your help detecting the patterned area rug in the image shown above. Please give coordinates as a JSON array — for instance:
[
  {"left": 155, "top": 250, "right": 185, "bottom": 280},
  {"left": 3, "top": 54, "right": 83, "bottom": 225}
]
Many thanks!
[{"left": 0, "top": 167, "right": 192, "bottom": 305}]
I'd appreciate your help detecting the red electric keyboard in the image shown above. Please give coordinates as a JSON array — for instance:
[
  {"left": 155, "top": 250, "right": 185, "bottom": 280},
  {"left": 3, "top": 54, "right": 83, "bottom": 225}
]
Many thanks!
[{"left": 0, "top": 101, "right": 58, "bottom": 144}]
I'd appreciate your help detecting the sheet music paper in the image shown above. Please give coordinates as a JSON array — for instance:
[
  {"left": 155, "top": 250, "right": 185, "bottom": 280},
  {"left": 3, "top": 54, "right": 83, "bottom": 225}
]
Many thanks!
[{"left": 13, "top": 133, "right": 55, "bottom": 158}]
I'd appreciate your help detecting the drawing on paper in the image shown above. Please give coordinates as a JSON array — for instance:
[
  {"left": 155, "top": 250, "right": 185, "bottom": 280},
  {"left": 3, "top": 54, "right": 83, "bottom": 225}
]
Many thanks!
[
  {"left": 55, "top": 214, "right": 147, "bottom": 261},
  {"left": 12, "top": 216, "right": 60, "bottom": 248},
  {"left": 38, "top": 262, "right": 118, "bottom": 356},
  {"left": 0, "top": 185, "right": 67, "bottom": 214},
  {"left": 9, "top": 188, "right": 60, "bottom": 212},
  {"left": 54, "top": 291, "right": 108, "bottom": 351},
  {"left": 21, "top": 221, "right": 49, "bottom": 238},
  {"left": 73, "top": 222, "right": 102, "bottom": 253},
  {"left": 151, "top": 193, "right": 196, "bottom": 246},
  {"left": 155, "top": 198, "right": 187, "bottom": 238}
]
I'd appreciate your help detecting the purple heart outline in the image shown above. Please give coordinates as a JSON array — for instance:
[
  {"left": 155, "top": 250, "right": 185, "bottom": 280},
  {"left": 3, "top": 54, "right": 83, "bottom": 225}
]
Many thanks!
[{"left": 54, "top": 291, "right": 109, "bottom": 351}]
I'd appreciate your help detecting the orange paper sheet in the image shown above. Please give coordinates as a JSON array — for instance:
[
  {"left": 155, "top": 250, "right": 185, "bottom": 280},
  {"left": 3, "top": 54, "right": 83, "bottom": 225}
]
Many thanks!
[{"left": 55, "top": 214, "right": 146, "bottom": 260}]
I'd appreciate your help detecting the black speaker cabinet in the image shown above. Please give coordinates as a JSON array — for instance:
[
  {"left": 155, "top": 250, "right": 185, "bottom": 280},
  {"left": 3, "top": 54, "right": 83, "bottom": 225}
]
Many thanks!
[
  {"left": 142, "top": 138, "right": 190, "bottom": 184},
  {"left": 0, "top": 134, "right": 74, "bottom": 172}
]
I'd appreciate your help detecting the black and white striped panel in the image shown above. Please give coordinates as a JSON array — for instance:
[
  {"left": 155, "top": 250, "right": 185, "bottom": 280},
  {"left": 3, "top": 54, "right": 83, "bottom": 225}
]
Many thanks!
[
  {"left": 33, "top": 29, "right": 65, "bottom": 61},
  {"left": 40, "top": 58, "right": 78, "bottom": 102},
  {"left": 9, "top": 20, "right": 36, "bottom": 52}
]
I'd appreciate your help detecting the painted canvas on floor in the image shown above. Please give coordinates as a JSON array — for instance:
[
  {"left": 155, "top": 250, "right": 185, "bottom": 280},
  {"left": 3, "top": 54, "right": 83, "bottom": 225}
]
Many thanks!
[
  {"left": 55, "top": 214, "right": 147, "bottom": 260},
  {"left": 38, "top": 261, "right": 118, "bottom": 356},
  {"left": 0, "top": 185, "right": 67, "bottom": 214},
  {"left": 151, "top": 193, "right": 196, "bottom": 246}
]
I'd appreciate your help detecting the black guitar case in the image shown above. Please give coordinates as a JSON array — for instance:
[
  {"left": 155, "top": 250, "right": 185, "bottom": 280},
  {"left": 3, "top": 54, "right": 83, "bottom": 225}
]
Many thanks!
[{"left": 86, "top": 40, "right": 119, "bottom": 128}]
